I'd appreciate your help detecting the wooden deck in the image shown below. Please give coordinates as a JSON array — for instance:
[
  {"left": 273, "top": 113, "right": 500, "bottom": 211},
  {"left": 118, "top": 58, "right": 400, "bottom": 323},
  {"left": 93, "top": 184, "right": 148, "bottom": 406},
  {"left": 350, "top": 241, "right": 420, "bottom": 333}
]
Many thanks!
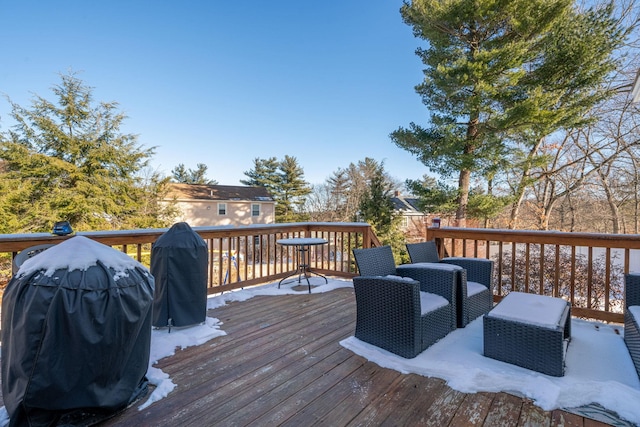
[{"left": 96, "top": 286, "right": 616, "bottom": 426}]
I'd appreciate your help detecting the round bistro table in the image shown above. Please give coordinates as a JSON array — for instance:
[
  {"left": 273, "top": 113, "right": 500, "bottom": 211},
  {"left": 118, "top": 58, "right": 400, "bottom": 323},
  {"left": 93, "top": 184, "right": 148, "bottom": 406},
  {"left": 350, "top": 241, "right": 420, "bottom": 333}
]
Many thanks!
[{"left": 276, "top": 237, "right": 328, "bottom": 293}]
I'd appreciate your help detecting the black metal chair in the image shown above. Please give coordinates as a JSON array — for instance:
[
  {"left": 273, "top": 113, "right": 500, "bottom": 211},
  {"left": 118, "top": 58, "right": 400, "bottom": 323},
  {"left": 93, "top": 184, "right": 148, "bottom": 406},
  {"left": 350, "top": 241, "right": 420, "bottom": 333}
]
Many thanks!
[
  {"left": 406, "top": 241, "right": 494, "bottom": 327},
  {"left": 351, "top": 246, "right": 457, "bottom": 358}
]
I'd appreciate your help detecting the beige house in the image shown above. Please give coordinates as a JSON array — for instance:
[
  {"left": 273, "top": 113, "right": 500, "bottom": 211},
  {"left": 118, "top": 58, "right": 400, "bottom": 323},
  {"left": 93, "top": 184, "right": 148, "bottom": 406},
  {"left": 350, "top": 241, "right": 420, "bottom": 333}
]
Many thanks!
[{"left": 166, "top": 183, "right": 276, "bottom": 227}]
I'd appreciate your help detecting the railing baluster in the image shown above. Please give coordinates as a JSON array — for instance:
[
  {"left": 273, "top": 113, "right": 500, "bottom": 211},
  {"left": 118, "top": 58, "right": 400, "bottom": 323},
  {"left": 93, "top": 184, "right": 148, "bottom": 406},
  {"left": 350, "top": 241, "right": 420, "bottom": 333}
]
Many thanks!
[
  {"left": 347, "top": 232, "right": 352, "bottom": 273},
  {"left": 217, "top": 237, "right": 223, "bottom": 286},
  {"left": 497, "top": 242, "right": 504, "bottom": 296},
  {"left": 588, "top": 247, "right": 593, "bottom": 310},
  {"left": 554, "top": 244, "right": 560, "bottom": 298},
  {"left": 570, "top": 246, "right": 576, "bottom": 307},
  {"left": 625, "top": 248, "right": 630, "bottom": 275},
  {"left": 539, "top": 243, "right": 545, "bottom": 295},
  {"left": 525, "top": 243, "right": 530, "bottom": 293},
  {"left": 208, "top": 239, "right": 214, "bottom": 287},
  {"left": 605, "top": 247, "right": 611, "bottom": 312}
]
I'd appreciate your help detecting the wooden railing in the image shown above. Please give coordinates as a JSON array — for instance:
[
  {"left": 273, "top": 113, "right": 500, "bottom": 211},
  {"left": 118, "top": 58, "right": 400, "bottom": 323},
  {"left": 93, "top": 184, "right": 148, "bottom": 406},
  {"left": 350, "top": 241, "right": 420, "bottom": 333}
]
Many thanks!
[
  {"left": 3, "top": 223, "right": 633, "bottom": 323},
  {"left": 0, "top": 222, "right": 379, "bottom": 294},
  {"left": 427, "top": 227, "right": 640, "bottom": 323}
]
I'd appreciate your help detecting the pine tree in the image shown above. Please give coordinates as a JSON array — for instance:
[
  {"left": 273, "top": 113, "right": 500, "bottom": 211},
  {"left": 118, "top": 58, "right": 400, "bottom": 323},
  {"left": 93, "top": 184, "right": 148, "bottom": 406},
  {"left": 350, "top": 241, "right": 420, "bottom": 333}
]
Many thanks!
[
  {"left": 171, "top": 163, "right": 218, "bottom": 185},
  {"left": 278, "top": 155, "right": 311, "bottom": 222},
  {"left": 358, "top": 166, "right": 406, "bottom": 262},
  {"left": 0, "top": 72, "right": 170, "bottom": 232},
  {"left": 391, "top": 0, "right": 626, "bottom": 227},
  {"left": 241, "top": 156, "right": 311, "bottom": 222},
  {"left": 324, "top": 158, "right": 399, "bottom": 222},
  {"left": 240, "top": 157, "right": 280, "bottom": 194}
]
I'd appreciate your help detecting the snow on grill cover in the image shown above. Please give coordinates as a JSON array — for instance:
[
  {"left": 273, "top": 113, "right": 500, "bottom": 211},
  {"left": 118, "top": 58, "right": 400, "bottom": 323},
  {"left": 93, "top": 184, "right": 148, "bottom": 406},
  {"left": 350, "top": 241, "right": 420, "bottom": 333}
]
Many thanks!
[
  {"left": 1, "top": 236, "right": 154, "bottom": 426},
  {"left": 151, "top": 222, "right": 208, "bottom": 328}
]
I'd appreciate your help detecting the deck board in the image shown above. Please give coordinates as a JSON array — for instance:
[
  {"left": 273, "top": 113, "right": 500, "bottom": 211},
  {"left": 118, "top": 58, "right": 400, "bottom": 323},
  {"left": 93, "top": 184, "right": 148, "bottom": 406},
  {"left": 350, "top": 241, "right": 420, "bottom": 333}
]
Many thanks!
[
  {"left": 448, "top": 392, "right": 495, "bottom": 427},
  {"left": 303, "top": 361, "right": 405, "bottom": 426},
  {"left": 483, "top": 392, "right": 524, "bottom": 425},
  {"left": 1, "top": 286, "right": 622, "bottom": 426}
]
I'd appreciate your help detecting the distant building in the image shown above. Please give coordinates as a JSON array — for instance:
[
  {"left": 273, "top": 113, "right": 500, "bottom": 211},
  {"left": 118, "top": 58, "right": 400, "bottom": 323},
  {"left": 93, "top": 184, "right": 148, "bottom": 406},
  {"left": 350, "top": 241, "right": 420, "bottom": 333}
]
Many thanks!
[
  {"left": 391, "top": 193, "right": 428, "bottom": 242},
  {"left": 165, "top": 183, "right": 275, "bottom": 227}
]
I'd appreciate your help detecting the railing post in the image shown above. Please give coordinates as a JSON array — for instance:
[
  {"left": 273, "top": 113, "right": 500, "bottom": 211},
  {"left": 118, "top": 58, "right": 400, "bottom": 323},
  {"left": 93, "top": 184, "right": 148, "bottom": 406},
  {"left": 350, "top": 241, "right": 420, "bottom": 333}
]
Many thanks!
[{"left": 427, "top": 226, "right": 446, "bottom": 258}]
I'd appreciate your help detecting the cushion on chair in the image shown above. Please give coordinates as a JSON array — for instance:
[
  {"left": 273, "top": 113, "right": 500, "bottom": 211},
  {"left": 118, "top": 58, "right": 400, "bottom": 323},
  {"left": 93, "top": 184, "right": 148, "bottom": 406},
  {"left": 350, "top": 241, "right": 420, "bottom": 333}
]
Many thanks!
[
  {"left": 384, "top": 275, "right": 414, "bottom": 281},
  {"left": 409, "top": 262, "right": 462, "bottom": 271},
  {"left": 467, "top": 281, "right": 488, "bottom": 297},
  {"left": 420, "top": 292, "right": 449, "bottom": 315}
]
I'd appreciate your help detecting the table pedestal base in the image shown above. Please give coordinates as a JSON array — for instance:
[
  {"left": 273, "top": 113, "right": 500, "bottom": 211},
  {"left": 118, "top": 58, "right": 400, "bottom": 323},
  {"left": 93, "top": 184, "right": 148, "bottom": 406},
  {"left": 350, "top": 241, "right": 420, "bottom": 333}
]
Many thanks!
[
  {"left": 277, "top": 241, "right": 328, "bottom": 293},
  {"left": 278, "top": 268, "right": 328, "bottom": 293}
]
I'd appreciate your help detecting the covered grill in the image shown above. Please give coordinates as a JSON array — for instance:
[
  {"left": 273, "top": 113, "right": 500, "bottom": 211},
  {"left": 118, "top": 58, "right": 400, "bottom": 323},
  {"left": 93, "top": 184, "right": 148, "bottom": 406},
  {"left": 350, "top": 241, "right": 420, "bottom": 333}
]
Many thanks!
[
  {"left": 151, "top": 222, "right": 208, "bottom": 329},
  {"left": 1, "top": 236, "right": 154, "bottom": 426}
]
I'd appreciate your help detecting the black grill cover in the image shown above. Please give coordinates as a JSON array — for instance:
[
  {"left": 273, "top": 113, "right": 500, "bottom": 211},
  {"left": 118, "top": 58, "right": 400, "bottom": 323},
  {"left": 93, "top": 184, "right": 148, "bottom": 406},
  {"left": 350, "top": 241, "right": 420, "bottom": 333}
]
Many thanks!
[
  {"left": 1, "top": 236, "right": 154, "bottom": 426},
  {"left": 151, "top": 222, "right": 208, "bottom": 328}
]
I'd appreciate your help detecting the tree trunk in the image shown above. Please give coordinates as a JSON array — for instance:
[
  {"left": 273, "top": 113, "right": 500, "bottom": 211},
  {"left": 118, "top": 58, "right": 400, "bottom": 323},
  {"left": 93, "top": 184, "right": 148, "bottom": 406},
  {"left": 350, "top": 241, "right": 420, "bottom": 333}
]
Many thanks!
[
  {"left": 456, "top": 169, "right": 470, "bottom": 228},
  {"left": 508, "top": 137, "right": 546, "bottom": 229},
  {"left": 458, "top": 113, "right": 479, "bottom": 228},
  {"left": 600, "top": 177, "right": 621, "bottom": 233},
  {"left": 509, "top": 191, "right": 525, "bottom": 230}
]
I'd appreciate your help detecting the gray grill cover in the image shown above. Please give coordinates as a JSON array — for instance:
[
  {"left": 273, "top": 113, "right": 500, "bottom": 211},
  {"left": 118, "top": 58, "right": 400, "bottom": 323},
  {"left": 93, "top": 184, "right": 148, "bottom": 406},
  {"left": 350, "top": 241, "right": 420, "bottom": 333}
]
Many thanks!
[
  {"left": 151, "top": 222, "right": 208, "bottom": 328},
  {"left": 1, "top": 236, "right": 154, "bottom": 426}
]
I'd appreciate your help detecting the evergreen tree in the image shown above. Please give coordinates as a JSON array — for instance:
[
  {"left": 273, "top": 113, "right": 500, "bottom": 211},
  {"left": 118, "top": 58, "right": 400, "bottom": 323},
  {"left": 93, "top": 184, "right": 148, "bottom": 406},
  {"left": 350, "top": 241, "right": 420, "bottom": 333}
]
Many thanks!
[
  {"left": 278, "top": 155, "right": 311, "bottom": 222},
  {"left": 358, "top": 166, "right": 406, "bottom": 262},
  {"left": 391, "top": 0, "right": 626, "bottom": 227},
  {"left": 358, "top": 172, "right": 395, "bottom": 234},
  {"left": 241, "top": 156, "right": 311, "bottom": 222},
  {"left": 240, "top": 157, "right": 280, "bottom": 194},
  {"left": 171, "top": 163, "right": 218, "bottom": 185},
  {"left": 326, "top": 169, "right": 351, "bottom": 220},
  {"left": 324, "top": 158, "right": 399, "bottom": 222},
  {"left": 0, "top": 72, "right": 170, "bottom": 232},
  {"left": 406, "top": 175, "right": 510, "bottom": 225}
]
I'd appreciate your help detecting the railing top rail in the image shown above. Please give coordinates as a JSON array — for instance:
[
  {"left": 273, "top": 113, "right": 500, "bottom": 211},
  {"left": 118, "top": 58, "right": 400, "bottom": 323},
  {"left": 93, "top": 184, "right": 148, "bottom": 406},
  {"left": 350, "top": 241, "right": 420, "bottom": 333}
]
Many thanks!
[
  {"left": 428, "top": 227, "right": 640, "bottom": 249},
  {"left": 0, "top": 222, "right": 373, "bottom": 252}
]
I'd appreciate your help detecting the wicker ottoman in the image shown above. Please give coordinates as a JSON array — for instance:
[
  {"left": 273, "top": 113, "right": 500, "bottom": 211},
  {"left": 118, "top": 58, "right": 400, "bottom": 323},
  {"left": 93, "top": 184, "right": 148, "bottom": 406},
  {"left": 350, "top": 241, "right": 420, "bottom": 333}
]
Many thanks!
[{"left": 483, "top": 292, "right": 571, "bottom": 377}]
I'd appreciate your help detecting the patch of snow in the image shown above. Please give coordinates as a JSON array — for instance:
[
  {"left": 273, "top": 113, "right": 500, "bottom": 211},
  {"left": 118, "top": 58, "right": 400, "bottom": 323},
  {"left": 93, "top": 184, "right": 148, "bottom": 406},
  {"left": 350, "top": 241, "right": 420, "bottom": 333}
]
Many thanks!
[
  {"left": 486, "top": 291, "right": 568, "bottom": 328},
  {"left": 16, "top": 236, "right": 145, "bottom": 278},
  {"left": 341, "top": 311, "right": 640, "bottom": 425}
]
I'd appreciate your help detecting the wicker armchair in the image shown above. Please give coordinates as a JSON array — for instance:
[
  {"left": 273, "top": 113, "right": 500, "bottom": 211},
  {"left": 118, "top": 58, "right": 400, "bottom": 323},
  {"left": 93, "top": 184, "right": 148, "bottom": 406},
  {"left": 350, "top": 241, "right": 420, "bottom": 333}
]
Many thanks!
[
  {"left": 625, "top": 273, "right": 640, "bottom": 379},
  {"left": 351, "top": 246, "right": 457, "bottom": 357},
  {"left": 406, "top": 241, "right": 494, "bottom": 327}
]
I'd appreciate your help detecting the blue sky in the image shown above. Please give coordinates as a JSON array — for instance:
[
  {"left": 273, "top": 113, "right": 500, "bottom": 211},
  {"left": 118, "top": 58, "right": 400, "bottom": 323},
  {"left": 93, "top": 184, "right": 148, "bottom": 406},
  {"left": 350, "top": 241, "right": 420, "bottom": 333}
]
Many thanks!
[{"left": 0, "top": 1, "right": 433, "bottom": 186}]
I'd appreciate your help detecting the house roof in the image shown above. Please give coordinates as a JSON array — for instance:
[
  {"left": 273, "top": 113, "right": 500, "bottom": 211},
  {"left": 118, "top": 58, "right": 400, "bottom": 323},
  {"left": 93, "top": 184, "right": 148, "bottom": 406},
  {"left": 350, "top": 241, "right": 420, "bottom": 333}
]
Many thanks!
[
  {"left": 391, "top": 196, "right": 423, "bottom": 213},
  {"left": 167, "top": 183, "right": 274, "bottom": 202}
]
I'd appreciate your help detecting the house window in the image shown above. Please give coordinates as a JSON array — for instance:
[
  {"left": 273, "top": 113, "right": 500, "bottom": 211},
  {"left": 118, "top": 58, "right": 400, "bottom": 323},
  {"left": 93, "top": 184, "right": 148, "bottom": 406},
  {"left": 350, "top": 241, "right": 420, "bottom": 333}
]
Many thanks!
[
  {"left": 218, "top": 203, "right": 227, "bottom": 215},
  {"left": 251, "top": 204, "right": 260, "bottom": 217}
]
